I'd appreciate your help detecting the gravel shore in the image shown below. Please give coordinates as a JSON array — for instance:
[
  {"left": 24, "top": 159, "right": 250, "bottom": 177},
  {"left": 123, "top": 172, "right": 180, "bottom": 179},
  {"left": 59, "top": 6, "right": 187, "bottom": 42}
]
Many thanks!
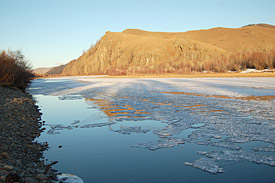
[{"left": 0, "top": 86, "right": 57, "bottom": 183}]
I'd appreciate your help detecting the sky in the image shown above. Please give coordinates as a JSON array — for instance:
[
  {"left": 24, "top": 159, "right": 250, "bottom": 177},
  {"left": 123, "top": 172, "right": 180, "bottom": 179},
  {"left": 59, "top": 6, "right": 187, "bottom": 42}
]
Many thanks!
[{"left": 1, "top": 0, "right": 275, "bottom": 69}]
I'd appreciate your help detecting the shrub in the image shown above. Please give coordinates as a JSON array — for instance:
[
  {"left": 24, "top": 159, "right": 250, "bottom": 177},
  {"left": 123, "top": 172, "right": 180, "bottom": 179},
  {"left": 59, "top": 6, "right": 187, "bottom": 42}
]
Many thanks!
[{"left": 0, "top": 50, "right": 34, "bottom": 90}]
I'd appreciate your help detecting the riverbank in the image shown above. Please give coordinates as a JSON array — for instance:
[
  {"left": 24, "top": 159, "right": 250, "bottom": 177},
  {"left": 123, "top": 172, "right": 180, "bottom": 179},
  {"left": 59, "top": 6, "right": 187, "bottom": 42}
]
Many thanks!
[
  {"left": 35, "top": 70, "right": 275, "bottom": 79},
  {"left": 0, "top": 86, "right": 57, "bottom": 182},
  {"left": 105, "top": 72, "right": 275, "bottom": 78}
]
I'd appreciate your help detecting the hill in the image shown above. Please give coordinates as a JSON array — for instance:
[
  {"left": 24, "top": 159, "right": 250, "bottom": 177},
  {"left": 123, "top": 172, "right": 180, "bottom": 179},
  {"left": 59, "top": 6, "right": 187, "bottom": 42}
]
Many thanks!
[
  {"left": 123, "top": 24, "right": 275, "bottom": 53},
  {"left": 62, "top": 24, "right": 275, "bottom": 75},
  {"left": 32, "top": 67, "right": 53, "bottom": 75},
  {"left": 46, "top": 65, "right": 65, "bottom": 75}
]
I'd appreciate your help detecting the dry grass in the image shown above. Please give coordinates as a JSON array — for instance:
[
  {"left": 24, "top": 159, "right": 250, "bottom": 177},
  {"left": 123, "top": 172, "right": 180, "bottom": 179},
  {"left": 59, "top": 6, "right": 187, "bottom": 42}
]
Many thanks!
[{"left": 124, "top": 25, "right": 275, "bottom": 53}]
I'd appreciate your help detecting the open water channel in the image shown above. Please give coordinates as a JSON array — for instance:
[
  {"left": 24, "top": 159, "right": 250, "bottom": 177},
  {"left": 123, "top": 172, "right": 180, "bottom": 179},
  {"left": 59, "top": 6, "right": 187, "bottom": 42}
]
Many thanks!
[{"left": 28, "top": 77, "right": 275, "bottom": 183}]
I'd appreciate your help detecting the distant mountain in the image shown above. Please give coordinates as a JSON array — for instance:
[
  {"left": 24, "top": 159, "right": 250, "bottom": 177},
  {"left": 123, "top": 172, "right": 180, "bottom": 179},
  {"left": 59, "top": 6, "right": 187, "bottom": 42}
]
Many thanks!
[
  {"left": 242, "top": 23, "right": 275, "bottom": 28},
  {"left": 62, "top": 24, "right": 275, "bottom": 75},
  {"left": 32, "top": 67, "right": 53, "bottom": 75},
  {"left": 33, "top": 65, "right": 65, "bottom": 75},
  {"left": 46, "top": 65, "right": 65, "bottom": 75}
]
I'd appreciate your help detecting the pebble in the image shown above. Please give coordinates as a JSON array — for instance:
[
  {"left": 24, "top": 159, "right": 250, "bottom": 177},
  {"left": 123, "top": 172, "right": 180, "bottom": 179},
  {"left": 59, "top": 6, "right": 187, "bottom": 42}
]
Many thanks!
[
  {"left": 1, "top": 152, "right": 9, "bottom": 159},
  {"left": 3, "top": 165, "right": 14, "bottom": 170},
  {"left": 0, "top": 86, "right": 58, "bottom": 182}
]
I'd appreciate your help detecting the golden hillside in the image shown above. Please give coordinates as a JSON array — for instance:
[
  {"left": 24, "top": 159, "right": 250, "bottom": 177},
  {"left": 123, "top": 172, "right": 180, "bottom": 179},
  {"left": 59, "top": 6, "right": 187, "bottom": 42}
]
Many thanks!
[
  {"left": 62, "top": 24, "right": 275, "bottom": 75},
  {"left": 123, "top": 24, "right": 275, "bottom": 53}
]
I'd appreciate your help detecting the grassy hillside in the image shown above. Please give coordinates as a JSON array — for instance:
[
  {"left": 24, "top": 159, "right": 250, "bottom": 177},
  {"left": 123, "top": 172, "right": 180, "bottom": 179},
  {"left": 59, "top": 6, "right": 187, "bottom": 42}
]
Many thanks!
[
  {"left": 62, "top": 24, "right": 275, "bottom": 75},
  {"left": 123, "top": 24, "right": 275, "bottom": 53}
]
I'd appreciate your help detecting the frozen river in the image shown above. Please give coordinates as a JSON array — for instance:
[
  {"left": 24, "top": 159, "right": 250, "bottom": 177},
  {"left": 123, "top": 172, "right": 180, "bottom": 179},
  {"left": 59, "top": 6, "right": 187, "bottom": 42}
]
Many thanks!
[{"left": 28, "top": 77, "right": 275, "bottom": 183}]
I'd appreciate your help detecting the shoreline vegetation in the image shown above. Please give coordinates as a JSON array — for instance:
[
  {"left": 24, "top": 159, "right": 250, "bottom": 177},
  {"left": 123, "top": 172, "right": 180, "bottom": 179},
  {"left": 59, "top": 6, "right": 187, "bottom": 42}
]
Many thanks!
[
  {"left": 0, "top": 50, "right": 34, "bottom": 91},
  {"left": 0, "top": 50, "right": 58, "bottom": 182}
]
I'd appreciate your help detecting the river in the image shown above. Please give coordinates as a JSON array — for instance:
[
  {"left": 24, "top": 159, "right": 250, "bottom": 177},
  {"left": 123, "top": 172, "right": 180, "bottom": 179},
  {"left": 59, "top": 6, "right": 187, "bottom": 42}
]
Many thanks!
[{"left": 28, "top": 77, "right": 275, "bottom": 183}]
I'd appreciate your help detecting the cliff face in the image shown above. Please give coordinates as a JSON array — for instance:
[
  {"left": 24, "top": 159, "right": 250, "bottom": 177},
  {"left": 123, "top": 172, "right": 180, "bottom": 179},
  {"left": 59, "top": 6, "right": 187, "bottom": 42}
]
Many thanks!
[{"left": 62, "top": 24, "right": 275, "bottom": 75}]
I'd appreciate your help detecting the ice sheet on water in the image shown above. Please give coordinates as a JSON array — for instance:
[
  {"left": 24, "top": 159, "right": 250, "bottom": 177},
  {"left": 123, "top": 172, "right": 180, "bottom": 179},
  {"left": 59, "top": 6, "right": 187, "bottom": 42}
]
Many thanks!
[
  {"left": 47, "top": 124, "right": 77, "bottom": 135},
  {"left": 196, "top": 141, "right": 241, "bottom": 150},
  {"left": 188, "top": 129, "right": 223, "bottom": 141},
  {"left": 153, "top": 121, "right": 191, "bottom": 138},
  {"left": 252, "top": 145, "right": 275, "bottom": 152},
  {"left": 58, "top": 95, "right": 83, "bottom": 100},
  {"left": 185, "top": 157, "right": 224, "bottom": 174},
  {"left": 47, "top": 129, "right": 61, "bottom": 135},
  {"left": 111, "top": 126, "right": 150, "bottom": 134},
  {"left": 131, "top": 138, "right": 185, "bottom": 151},
  {"left": 197, "top": 150, "right": 275, "bottom": 166},
  {"left": 80, "top": 122, "right": 116, "bottom": 128},
  {"left": 186, "top": 149, "right": 275, "bottom": 174},
  {"left": 191, "top": 123, "right": 205, "bottom": 128},
  {"left": 71, "top": 120, "right": 80, "bottom": 125},
  {"left": 153, "top": 130, "right": 173, "bottom": 138},
  {"left": 56, "top": 173, "right": 84, "bottom": 183},
  {"left": 47, "top": 122, "right": 116, "bottom": 135}
]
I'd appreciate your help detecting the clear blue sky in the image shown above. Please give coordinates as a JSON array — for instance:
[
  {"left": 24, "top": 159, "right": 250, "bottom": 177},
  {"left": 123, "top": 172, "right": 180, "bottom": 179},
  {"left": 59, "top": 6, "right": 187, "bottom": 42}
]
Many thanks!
[{"left": 1, "top": 0, "right": 274, "bottom": 68}]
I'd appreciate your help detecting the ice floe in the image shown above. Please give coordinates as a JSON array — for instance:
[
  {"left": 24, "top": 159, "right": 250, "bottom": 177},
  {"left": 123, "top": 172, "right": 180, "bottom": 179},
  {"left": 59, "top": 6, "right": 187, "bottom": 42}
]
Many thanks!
[
  {"left": 131, "top": 138, "right": 185, "bottom": 151},
  {"left": 111, "top": 126, "right": 150, "bottom": 134},
  {"left": 252, "top": 145, "right": 275, "bottom": 152},
  {"left": 56, "top": 173, "right": 84, "bottom": 183},
  {"left": 197, "top": 150, "right": 275, "bottom": 166},
  {"left": 185, "top": 157, "right": 224, "bottom": 174}
]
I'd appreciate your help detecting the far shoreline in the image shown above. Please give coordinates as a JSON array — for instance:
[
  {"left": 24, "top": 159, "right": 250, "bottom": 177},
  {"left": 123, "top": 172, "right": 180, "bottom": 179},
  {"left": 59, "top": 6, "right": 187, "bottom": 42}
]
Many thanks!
[{"left": 35, "top": 71, "right": 275, "bottom": 79}]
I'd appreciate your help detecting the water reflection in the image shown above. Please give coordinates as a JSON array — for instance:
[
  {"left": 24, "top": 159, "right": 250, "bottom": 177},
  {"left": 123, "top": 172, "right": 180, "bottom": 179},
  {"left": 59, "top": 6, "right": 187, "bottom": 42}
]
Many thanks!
[{"left": 85, "top": 98, "right": 150, "bottom": 118}]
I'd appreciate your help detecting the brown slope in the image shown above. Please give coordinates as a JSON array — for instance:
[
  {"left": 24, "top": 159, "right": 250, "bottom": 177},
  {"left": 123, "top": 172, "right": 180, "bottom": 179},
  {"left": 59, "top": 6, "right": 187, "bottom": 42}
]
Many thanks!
[
  {"left": 182, "top": 25, "right": 275, "bottom": 53},
  {"left": 46, "top": 64, "right": 66, "bottom": 75},
  {"left": 32, "top": 67, "right": 53, "bottom": 75},
  {"left": 123, "top": 24, "right": 275, "bottom": 53},
  {"left": 62, "top": 31, "right": 225, "bottom": 75}
]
